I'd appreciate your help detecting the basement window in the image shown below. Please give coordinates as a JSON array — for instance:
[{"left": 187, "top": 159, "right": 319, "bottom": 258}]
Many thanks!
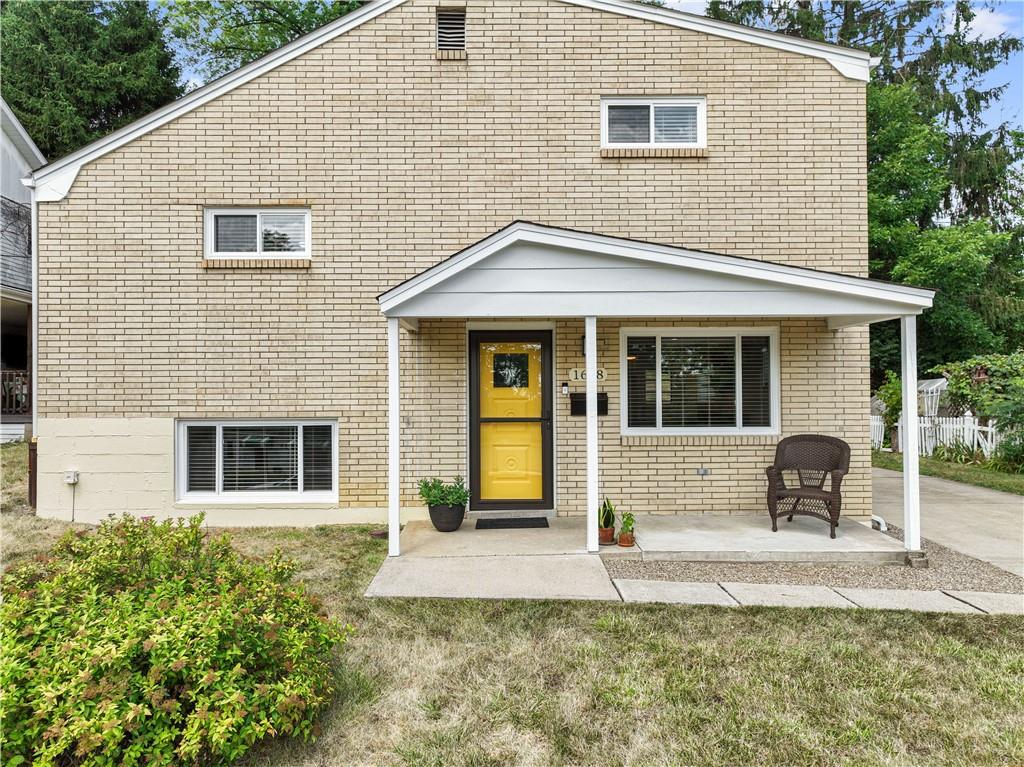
[
  {"left": 436, "top": 8, "right": 466, "bottom": 50},
  {"left": 176, "top": 420, "right": 337, "bottom": 503},
  {"left": 601, "top": 97, "right": 707, "bottom": 149}
]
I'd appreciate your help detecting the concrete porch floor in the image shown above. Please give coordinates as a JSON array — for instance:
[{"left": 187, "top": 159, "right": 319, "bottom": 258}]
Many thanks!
[{"left": 395, "top": 513, "right": 907, "bottom": 566}]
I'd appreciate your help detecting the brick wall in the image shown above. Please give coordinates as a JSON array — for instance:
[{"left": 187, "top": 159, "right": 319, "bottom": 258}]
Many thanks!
[{"left": 35, "top": 0, "right": 870, "bottom": 519}]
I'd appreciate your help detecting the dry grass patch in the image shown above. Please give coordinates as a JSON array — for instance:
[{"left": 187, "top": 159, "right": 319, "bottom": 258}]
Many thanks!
[{"left": 226, "top": 526, "right": 1024, "bottom": 767}]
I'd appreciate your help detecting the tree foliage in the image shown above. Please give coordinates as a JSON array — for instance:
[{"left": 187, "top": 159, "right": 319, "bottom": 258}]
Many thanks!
[
  {"left": 160, "top": 0, "right": 362, "bottom": 80},
  {"left": 0, "top": 0, "right": 182, "bottom": 160}
]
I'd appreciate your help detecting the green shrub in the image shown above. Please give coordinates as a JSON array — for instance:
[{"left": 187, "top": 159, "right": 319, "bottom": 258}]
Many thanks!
[
  {"left": 989, "top": 381, "right": 1024, "bottom": 473},
  {"left": 417, "top": 476, "right": 469, "bottom": 507},
  {"left": 0, "top": 515, "right": 352, "bottom": 766},
  {"left": 930, "top": 351, "right": 1024, "bottom": 417}
]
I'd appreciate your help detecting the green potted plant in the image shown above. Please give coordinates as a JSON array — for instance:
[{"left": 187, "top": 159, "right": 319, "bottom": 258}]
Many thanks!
[
  {"left": 598, "top": 498, "right": 616, "bottom": 545},
  {"left": 618, "top": 511, "right": 635, "bottom": 548},
  {"left": 418, "top": 476, "right": 469, "bottom": 532}
]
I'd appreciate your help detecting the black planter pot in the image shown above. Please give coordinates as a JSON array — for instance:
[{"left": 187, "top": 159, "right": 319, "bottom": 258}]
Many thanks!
[{"left": 428, "top": 504, "right": 465, "bottom": 532}]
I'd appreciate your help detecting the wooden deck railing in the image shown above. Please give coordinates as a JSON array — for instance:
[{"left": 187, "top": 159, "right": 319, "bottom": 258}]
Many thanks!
[{"left": 1, "top": 370, "right": 31, "bottom": 416}]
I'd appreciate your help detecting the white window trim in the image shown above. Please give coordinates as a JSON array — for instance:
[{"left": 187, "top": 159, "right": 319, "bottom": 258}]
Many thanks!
[
  {"left": 619, "top": 326, "right": 781, "bottom": 437},
  {"left": 203, "top": 208, "right": 312, "bottom": 260},
  {"left": 601, "top": 96, "right": 707, "bottom": 149},
  {"left": 175, "top": 419, "right": 338, "bottom": 504}
]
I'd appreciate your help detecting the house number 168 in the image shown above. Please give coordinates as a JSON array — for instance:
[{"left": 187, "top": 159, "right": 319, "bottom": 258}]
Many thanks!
[{"left": 568, "top": 368, "right": 606, "bottom": 382}]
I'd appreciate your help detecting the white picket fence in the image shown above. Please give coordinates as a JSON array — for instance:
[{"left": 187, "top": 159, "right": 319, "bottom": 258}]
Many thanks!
[{"left": 870, "top": 414, "right": 1003, "bottom": 458}]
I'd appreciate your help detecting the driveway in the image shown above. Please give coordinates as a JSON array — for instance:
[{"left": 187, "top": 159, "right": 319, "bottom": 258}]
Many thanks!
[{"left": 874, "top": 468, "right": 1024, "bottom": 576}]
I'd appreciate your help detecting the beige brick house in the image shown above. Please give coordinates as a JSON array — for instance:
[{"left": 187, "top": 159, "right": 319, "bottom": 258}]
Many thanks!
[{"left": 24, "top": 0, "right": 932, "bottom": 555}]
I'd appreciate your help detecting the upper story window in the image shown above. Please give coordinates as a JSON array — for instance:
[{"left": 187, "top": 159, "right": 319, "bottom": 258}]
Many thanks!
[
  {"left": 176, "top": 420, "right": 337, "bottom": 503},
  {"left": 204, "top": 208, "right": 311, "bottom": 260},
  {"left": 619, "top": 327, "right": 779, "bottom": 436},
  {"left": 436, "top": 8, "right": 466, "bottom": 50},
  {"left": 601, "top": 97, "right": 707, "bottom": 149}
]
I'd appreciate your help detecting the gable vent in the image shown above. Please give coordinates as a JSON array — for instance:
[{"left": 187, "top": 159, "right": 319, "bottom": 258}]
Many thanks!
[{"left": 437, "top": 8, "right": 466, "bottom": 50}]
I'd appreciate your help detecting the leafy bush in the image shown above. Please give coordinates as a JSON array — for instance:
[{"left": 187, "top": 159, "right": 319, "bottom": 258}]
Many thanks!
[
  {"left": 0, "top": 515, "right": 351, "bottom": 765},
  {"left": 417, "top": 476, "right": 469, "bottom": 507},
  {"left": 875, "top": 370, "right": 904, "bottom": 448},
  {"left": 930, "top": 351, "right": 1024, "bottom": 417},
  {"left": 989, "top": 381, "right": 1024, "bottom": 473}
]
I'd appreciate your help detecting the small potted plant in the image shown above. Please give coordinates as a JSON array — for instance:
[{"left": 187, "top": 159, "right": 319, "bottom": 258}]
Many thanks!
[
  {"left": 418, "top": 476, "right": 469, "bottom": 532},
  {"left": 598, "top": 498, "right": 617, "bottom": 545},
  {"left": 618, "top": 511, "right": 635, "bottom": 548}
]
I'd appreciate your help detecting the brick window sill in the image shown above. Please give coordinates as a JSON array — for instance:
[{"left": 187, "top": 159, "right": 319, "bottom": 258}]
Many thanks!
[
  {"left": 600, "top": 148, "right": 709, "bottom": 159},
  {"left": 620, "top": 434, "right": 778, "bottom": 447},
  {"left": 202, "top": 258, "right": 311, "bottom": 269},
  {"left": 436, "top": 50, "right": 467, "bottom": 60}
]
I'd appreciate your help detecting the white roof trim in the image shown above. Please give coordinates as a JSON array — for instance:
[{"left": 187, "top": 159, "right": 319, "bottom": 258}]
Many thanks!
[
  {"left": 26, "top": 0, "right": 872, "bottom": 202},
  {"left": 1, "top": 99, "right": 45, "bottom": 169},
  {"left": 559, "top": 0, "right": 872, "bottom": 82},
  {"left": 378, "top": 222, "right": 934, "bottom": 316},
  {"left": 26, "top": 0, "right": 408, "bottom": 201}
]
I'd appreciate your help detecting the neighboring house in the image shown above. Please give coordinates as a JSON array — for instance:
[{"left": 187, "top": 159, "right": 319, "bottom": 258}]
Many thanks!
[
  {"left": 1, "top": 99, "right": 44, "bottom": 442},
  {"left": 24, "top": 0, "right": 933, "bottom": 555}
]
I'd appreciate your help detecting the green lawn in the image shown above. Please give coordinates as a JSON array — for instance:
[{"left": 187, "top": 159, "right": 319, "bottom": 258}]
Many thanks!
[
  {"left": 3, "top": 440, "right": 1024, "bottom": 766},
  {"left": 872, "top": 449, "right": 1024, "bottom": 496}
]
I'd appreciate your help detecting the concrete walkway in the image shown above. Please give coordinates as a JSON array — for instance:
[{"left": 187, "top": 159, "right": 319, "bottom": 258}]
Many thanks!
[
  {"left": 873, "top": 468, "right": 1024, "bottom": 576},
  {"left": 612, "top": 579, "right": 1022, "bottom": 614},
  {"left": 365, "top": 557, "right": 1022, "bottom": 613}
]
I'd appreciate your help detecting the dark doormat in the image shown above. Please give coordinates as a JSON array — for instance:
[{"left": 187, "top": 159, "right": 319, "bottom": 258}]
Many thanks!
[{"left": 476, "top": 517, "right": 550, "bottom": 530}]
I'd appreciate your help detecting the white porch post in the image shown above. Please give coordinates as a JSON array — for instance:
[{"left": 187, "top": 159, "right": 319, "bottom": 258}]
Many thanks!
[
  {"left": 387, "top": 316, "right": 401, "bottom": 556},
  {"left": 900, "top": 314, "right": 921, "bottom": 552},
  {"left": 585, "top": 315, "right": 599, "bottom": 553}
]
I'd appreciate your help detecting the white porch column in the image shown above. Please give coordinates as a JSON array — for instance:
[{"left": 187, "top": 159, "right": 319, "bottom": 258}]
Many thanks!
[
  {"left": 387, "top": 316, "right": 401, "bottom": 556},
  {"left": 585, "top": 315, "right": 599, "bottom": 553},
  {"left": 900, "top": 314, "right": 921, "bottom": 552}
]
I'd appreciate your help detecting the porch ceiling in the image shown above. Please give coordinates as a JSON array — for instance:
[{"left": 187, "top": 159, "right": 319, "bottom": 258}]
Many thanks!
[{"left": 378, "top": 222, "right": 934, "bottom": 328}]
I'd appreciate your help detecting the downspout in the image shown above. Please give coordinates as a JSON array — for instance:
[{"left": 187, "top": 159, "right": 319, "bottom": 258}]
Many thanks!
[{"left": 21, "top": 176, "right": 38, "bottom": 436}]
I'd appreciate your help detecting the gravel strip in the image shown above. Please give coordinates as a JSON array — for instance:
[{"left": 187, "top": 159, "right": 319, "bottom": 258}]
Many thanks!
[{"left": 604, "top": 525, "right": 1024, "bottom": 594}]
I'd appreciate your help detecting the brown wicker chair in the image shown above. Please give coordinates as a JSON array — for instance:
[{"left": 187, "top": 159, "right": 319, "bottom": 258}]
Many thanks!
[{"left": 766, "top": 434, "right": 850, "bottom": 539}]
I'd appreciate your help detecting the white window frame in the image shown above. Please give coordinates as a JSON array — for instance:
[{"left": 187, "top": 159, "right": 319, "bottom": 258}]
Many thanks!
[
  {"left": 601, "top": 97, "right": 707, "bottom": 149},
  {"left": 619, "top": 327, "right": 780, "bottom": 437},
  {"left": 175, "top": 419, "right": 338, "bottom": 504},
  {"left": 203, "top": 208, "right": 312, "bottom": 260}
]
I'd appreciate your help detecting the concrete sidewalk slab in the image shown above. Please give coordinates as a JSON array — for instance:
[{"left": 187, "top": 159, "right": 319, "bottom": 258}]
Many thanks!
[
  {"left": 365, "top": 554, "right": 620, "bottom": 601},
  {"left": 721, "top": 582, "right": 854, "bottom": 608},
  {"left": 834, "top": 587, "right": 980, "bottom": 613},
  {"left": 944, "top": 591, "right": 1024, "bottom": 615},
  {"left": 874, "top": 468, "right": 1024, "bottom": 576},
  {"left": 614, "top": 579, "right": 737, "bottom": 606}
]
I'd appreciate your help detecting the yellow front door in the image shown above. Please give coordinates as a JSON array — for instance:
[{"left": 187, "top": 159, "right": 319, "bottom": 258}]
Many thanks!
[{"left": 472, "top": 333, "right": 551, "bottom": 508}]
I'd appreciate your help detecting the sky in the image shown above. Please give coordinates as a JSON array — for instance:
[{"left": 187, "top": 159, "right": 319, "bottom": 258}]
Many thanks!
[{"left": 666, "top": 0, "right": 1024, "bottom": 133}]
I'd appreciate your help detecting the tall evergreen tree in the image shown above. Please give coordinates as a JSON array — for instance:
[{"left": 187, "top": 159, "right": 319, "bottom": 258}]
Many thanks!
[{"left": 0, "top": 0, "right": 183, "bottom": 160}]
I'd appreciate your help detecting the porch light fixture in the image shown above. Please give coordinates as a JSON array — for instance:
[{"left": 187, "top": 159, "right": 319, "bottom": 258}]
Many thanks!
[{"left": 561, "top": 382, "right": 570, "bottom": 396}]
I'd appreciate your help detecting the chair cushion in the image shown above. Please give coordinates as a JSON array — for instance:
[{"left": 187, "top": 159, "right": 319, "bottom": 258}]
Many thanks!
[{"left": 776, "top": 487, "right": 831, "bottom": 501}]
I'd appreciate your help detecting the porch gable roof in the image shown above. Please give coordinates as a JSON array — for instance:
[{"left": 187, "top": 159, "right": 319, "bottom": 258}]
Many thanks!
[{"left": 377, "top": 222, "right": 934, "bottom": 328}]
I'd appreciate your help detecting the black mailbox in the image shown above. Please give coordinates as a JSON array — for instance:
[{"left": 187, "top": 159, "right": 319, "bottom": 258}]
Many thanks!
[{"left": 569, "top": 392, "right": 608, "bottom": 416}]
